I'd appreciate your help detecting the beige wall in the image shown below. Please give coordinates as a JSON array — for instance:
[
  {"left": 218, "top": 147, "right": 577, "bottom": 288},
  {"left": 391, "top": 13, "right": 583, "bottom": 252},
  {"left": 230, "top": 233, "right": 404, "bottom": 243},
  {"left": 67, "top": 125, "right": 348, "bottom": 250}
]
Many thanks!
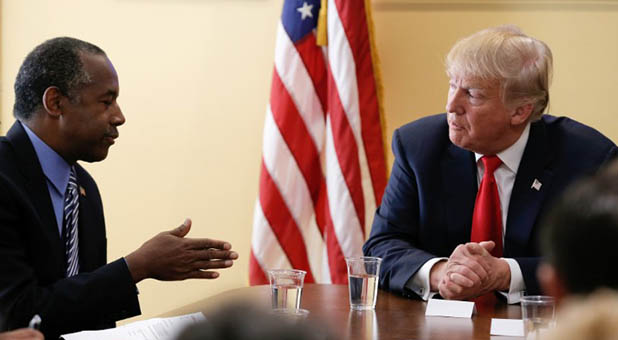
[{"left": 2, "top": 0, "right": 618, "bottom": 323}]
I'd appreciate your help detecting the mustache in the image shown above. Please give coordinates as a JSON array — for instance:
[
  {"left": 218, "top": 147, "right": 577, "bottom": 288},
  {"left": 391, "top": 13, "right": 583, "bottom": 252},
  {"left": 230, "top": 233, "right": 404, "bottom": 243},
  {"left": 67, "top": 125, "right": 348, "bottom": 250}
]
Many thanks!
[{"left": 104, "top": 129, "right": 119, "bottom": 139}]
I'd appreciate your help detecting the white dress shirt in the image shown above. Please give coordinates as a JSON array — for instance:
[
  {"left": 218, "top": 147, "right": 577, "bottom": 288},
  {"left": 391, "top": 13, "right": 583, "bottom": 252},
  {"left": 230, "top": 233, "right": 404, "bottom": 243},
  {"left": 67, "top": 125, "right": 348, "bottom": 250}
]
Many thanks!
[{"left": 406, "top": 123, "right": 530, "bottom": 304}]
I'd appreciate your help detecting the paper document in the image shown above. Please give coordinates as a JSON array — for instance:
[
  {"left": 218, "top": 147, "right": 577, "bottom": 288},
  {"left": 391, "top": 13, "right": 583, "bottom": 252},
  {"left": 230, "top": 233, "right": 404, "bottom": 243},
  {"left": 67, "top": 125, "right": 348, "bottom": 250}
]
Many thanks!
[{"left": 61, "top": 312, "right": 206, "bottom": 340}]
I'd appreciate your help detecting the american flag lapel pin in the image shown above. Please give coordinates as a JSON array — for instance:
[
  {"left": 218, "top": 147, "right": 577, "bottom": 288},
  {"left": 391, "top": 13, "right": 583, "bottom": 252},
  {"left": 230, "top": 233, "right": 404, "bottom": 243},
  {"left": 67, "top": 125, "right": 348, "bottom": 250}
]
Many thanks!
[
  {"left": 79, "top": 186, "right": 86, "bottom": 196},
  {"left": 531, "top": 179, "right": 542, "bottom": 191}
]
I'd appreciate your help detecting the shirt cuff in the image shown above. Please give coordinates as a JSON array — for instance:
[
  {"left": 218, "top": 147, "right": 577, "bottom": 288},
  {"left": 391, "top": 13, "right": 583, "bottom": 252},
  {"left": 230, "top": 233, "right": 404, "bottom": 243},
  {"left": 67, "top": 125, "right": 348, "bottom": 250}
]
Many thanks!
[
  {"left": 405, "top": 257, "right": 447, "bottom": 300},
  {"left": 497, "top": 258, "right": 525, "bottom": 304}
]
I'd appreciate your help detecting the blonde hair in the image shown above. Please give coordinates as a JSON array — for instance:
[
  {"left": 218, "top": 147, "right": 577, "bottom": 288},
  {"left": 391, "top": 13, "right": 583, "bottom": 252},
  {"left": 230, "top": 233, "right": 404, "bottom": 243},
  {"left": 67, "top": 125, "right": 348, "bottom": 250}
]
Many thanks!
[
  {"left": 542, "top": 290, "right": 618, "bottom": 340},
  {"left": 446, "top": 25, "right": 552, "bottom": 121}
]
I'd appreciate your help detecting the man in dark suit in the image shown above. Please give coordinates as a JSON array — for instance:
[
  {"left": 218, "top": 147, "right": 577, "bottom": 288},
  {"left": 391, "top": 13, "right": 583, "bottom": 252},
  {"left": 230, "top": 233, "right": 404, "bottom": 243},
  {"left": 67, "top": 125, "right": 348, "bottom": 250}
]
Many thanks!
[
  {"left": 0, "top": 37, "right": 239, "bottom": 339},
  {"left": 363, "top": 26, "right": 617, "bottom": 304}
]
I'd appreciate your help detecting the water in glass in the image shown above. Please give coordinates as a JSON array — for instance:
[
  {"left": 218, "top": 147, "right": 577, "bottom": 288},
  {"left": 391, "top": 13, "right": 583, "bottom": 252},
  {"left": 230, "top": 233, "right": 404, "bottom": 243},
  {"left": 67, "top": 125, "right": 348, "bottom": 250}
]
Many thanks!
[
  {"left": 524, "top": 317, "right": 554, "bottom": 340},
  {"left": 348, "top": 273, "right": 378, "bottom": 310},
  {"left": 271, "top": 284, "right": 302, "bottom": 310}
]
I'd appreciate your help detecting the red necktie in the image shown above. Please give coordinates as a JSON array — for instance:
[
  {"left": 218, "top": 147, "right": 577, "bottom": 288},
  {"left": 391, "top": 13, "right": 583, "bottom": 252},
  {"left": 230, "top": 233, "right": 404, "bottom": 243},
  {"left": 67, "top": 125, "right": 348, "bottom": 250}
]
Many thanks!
[{"left": 470, "top": 155, "right": 503, "bottom": 257}]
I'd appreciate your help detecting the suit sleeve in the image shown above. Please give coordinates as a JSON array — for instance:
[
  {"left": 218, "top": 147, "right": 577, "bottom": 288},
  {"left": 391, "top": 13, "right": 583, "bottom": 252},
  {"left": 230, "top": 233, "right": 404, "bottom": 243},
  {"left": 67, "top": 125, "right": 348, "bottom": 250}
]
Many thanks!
[
  {"left": 363, "top": 129, "right": 438, "bottom": 297},
  {"left": 511, "top": 257, "right": 540, "bottom": 295},
  {"left": 0, "top": 178, "right": 141, "bottom": 339}
]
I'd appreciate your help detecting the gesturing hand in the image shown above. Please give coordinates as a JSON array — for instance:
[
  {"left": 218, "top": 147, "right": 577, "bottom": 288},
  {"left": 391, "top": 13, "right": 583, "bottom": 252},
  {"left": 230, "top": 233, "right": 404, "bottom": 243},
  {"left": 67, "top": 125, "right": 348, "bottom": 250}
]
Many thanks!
[{"left": 125, "top": 218, "right": 239, "bottom": 283}]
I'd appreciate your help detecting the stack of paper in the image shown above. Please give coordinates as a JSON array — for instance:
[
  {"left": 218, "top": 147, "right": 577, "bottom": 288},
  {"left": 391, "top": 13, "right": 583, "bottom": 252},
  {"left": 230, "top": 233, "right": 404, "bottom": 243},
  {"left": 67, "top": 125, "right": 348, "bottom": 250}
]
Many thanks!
[{"left": 61, "top": 312, "right": 206, "bottom": 340}]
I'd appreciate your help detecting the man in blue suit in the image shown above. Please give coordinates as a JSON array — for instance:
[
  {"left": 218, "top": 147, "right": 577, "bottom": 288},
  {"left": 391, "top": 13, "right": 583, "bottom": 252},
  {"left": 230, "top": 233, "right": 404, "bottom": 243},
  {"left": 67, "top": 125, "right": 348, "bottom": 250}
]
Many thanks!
[{"left": 363, "top": 26, "right": 617, "bottom": 304}]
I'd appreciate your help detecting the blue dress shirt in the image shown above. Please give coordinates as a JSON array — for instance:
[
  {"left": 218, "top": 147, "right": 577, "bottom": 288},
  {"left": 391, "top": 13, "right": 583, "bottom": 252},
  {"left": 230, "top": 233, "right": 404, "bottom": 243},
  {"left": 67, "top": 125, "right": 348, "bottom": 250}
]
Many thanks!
[{"left": 22, "top": 122, "right": 71, "bottom": 236}]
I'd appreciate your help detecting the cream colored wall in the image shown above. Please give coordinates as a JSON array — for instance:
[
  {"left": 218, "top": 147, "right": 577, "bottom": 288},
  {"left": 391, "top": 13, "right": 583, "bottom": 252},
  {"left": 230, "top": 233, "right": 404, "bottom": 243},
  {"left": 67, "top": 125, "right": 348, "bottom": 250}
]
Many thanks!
[{"left": 1, "top": 0, "right": 618, "bottom": 323}]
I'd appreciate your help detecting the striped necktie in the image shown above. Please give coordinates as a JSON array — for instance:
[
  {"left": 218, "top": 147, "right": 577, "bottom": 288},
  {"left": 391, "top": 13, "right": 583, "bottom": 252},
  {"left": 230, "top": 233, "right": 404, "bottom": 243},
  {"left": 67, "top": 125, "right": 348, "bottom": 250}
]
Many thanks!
[{"left": 63, "top": 166, "right": 80, "bottom": 277}]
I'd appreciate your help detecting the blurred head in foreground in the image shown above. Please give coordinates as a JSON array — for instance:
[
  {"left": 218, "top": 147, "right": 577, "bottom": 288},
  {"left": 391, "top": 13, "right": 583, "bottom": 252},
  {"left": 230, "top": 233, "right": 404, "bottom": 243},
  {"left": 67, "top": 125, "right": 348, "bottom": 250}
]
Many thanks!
[
  {"left": 176, "top": 304, "right": 334, "bottom": 340},
  {"left": 539, "top": 160, "right": 618, "bottom": 302}
]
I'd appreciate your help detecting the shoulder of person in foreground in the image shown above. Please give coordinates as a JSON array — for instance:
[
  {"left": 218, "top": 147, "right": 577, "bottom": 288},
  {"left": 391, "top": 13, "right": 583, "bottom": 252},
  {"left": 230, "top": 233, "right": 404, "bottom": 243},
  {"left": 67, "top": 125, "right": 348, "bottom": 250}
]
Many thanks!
[{"left": 542, "top": 289, "right": 618, "bottom": 340}]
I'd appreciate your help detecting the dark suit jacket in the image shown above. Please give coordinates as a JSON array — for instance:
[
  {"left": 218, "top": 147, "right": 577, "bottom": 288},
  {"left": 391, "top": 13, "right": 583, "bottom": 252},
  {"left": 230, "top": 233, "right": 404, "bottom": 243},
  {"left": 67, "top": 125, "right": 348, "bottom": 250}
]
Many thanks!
[
  {"left": 363, "top": 114, "right": 617, "bottom": 298},
  {"left": 0, "top": 122, "right": 140, "bottom": 339}
]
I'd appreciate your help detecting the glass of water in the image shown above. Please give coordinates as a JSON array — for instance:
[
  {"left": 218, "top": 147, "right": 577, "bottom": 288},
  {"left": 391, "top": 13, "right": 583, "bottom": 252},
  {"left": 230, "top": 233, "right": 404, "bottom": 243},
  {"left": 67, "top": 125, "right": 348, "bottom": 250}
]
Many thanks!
[
  {"left": 521, "top": 295, "right": 555, "bottom": 340},
  {"left": 268, "top": 269, "right": 306, "bottom": 310},
  {"left": 345, "top": 257, "right": 382, "bottom": 310}
]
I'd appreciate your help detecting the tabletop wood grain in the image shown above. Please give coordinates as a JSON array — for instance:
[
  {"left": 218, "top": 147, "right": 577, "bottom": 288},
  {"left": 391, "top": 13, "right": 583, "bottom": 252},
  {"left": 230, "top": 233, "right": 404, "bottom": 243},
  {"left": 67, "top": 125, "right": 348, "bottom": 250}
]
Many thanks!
[{"left": 163, "top": 284, "right": 523, "bottom": 340}]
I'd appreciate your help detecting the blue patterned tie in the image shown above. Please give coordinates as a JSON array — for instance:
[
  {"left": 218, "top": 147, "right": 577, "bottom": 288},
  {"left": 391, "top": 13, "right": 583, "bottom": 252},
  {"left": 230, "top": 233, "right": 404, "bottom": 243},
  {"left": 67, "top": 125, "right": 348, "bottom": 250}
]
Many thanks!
[{"left": 64, "top": 166, "right": 80, "bottom": 277}]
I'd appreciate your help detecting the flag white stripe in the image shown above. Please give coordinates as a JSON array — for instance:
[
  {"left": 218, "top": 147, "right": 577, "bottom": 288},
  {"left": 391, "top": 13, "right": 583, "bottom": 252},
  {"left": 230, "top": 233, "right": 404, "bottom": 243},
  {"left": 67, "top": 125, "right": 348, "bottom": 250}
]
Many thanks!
[
  {"left": 263, "top": 105, "right": 329, "bottom": 282},
  {"left": 252, "top": 201, "right": 292, "bottom": 271},
  {"left": 324, "top": 116, "right": 364, "bottom": 258},
  {"left": 327, "top": 0, "right": 377, "bottom": 237},
  {"left": 275, "top": 22, "right": 325, "bottom": 152},
  {"left": 327, "top": 0, "right": 361, "bottom": 141}
]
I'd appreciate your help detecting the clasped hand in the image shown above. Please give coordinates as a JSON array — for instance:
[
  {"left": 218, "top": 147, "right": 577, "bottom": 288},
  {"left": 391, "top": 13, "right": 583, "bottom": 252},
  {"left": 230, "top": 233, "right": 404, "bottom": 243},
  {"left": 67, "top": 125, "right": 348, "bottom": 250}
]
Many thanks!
[
  {"left": 431, "top": 241, "right": 510, "bottom": 300},
  {"left": 125, "top": 218, "right": 238, "bottom": 283}
]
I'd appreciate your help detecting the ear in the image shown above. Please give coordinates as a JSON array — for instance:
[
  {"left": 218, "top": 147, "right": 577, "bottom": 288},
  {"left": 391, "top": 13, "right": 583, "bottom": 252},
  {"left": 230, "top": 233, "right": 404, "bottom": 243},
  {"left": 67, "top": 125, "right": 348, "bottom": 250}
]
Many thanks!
[
  {"left": 511, "top": 102, "right": 534, "bottom": 125},
  {"left": 42, "top": 87, "right": 64, "bottom": 118},
  {"left": 538, "top": 263, "right": 568, "bottom": 304}
]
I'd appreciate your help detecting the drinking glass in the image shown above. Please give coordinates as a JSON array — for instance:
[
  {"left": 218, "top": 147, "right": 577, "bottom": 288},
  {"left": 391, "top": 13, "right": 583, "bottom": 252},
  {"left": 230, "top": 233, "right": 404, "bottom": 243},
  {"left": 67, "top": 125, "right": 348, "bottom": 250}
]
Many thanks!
[
  {"left": 521, "top": 295, "right": 555, "bottom": 340},
  {"left": 345, "top": 257, "right": 382, "bottom": 310},
  {"left": 268, "top": 269, "right": 306, "bottom": 310}
]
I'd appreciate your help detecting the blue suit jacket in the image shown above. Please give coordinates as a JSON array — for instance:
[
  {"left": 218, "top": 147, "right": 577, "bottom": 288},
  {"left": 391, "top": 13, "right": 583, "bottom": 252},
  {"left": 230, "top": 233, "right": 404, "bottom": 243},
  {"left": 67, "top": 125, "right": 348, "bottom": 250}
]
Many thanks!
[
  {"left": 0, "top": 122, "right": 141, "bottom": 339},
  {"left": 363, "top": 114, "right": 617, "bottom": 298}
]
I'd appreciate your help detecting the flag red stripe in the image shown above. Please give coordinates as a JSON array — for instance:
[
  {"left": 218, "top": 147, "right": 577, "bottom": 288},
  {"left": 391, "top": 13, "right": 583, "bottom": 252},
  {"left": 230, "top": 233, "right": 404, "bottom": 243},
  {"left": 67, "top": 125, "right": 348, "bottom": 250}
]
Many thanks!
[
  {"left": 327, "top": 68, "right": 366, "bottom": 234},
  {"left": 334, "top": 0, "right": 387, "bottom": 204},
  {"left": 270, "top": 71, "right": 324, "bottom": 236},
  {"left": 319, "top": 182, "right": 348, "bottom": 283},
  {"left": 294, "top": 33, "right": 328, "bottom": 118},
  {"left": 259, "top": 160, "right": 316, "bottom": 283},
  {"left": 249, "top": 250, "right": 269, "bottom": 285},
  {"left": 271, "top": 70, "right": 347, "bottom": 282}
]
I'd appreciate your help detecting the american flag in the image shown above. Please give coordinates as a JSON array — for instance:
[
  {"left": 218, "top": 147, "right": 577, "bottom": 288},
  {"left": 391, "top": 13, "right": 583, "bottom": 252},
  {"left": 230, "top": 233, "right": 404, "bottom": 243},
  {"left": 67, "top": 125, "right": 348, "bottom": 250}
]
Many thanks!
[{"left": 249, "top": 0, "right": 387, "bottom": 284}]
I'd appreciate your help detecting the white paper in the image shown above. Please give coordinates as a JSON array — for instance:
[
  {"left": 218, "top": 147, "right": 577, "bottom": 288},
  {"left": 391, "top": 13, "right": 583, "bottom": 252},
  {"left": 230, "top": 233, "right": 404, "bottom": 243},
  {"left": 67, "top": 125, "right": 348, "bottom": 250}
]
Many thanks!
[
  {"left": 490, "top": 318, "right": 524, "bottom": 337},
  {"left": 61, "top": 312, "right": 206, "bottom": 340},
  {"left": 424, "top": 299, "right": 475, "bottom": 318}
]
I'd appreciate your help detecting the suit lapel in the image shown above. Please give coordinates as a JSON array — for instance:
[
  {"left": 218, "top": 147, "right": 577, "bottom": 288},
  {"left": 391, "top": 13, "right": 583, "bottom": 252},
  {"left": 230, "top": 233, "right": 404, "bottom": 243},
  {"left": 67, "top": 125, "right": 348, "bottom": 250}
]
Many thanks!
[
  {"left": 441, "top": 143, "right": 478, "bottom": 247},
  {"left": 74, "top": 166, "right": 99, "bottom": 272},
  {"left": 6, "top": 122, "right": 66, "bottom": 270},
  {"left": 504, "top": 120, "right": 553, "bottom": 256}
]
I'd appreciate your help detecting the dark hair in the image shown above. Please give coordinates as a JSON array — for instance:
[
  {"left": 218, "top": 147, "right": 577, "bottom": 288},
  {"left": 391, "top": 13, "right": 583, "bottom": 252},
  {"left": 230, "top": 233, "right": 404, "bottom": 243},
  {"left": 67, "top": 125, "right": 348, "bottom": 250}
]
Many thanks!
[
  {"left": 176, "top": 304, "right": 334, "bottom": 340},
  {"left": 13, "top": 37, "right": 106, "bottom": 120},
  {"left": 541, "top": 160, "right": 618, "bottom": 295}
]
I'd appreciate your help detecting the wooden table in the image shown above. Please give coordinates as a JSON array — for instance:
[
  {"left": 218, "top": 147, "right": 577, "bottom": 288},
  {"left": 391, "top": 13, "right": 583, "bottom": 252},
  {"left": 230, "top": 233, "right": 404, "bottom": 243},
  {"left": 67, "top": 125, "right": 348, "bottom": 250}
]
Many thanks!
[{"left": 165, "top": 284, "right": 523, "bottom": 340}]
